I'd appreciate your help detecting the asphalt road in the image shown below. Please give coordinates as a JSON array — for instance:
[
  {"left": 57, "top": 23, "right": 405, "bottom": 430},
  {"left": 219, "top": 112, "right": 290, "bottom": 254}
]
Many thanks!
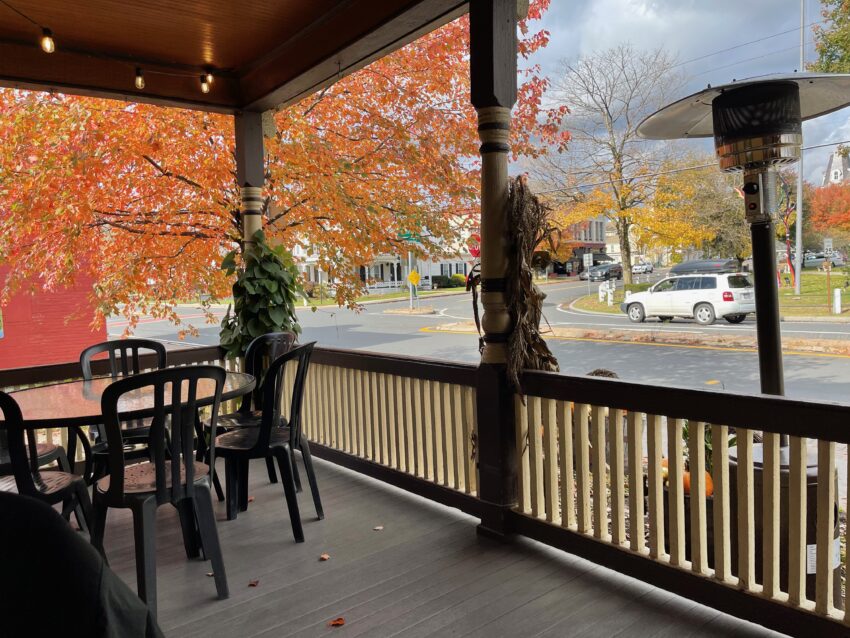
[{"left": 108, "top": 279, "right": 850, "bottom": 403}]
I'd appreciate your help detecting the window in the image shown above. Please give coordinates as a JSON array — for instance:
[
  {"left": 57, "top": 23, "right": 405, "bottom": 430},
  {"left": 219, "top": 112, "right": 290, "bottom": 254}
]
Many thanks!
[
  {"left": 699, "top": 277, "right": 717, "bottom": 290},
  {"left": 727, "top": 275, "right": 752, "bottom": 289},
  {"left": 674, "top": 277, "right": 700, "bottom": 291},
  {"left": 652, "top": 279, "right": 676, "bottom": 293},
  {"left": 441, "top": 264, "right": 450, "bottom": 277}
]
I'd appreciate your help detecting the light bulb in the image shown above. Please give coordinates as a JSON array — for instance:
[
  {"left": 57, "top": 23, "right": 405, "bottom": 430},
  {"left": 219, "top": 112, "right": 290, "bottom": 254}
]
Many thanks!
[
  {"left": 135, "top": 68, "right": 145, "bottom": 90},
  {"left": 40, "top": 28, "right": 54, "bottom": 53},
  {"left": 200, "top": 75, "right": 210, "bottom": 94},
  {"left": 204, "top": 71, "right": 214, "bottom": 85}
]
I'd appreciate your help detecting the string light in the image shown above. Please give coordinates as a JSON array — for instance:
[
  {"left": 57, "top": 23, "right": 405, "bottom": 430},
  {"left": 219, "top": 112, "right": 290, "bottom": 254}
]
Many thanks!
[
  {"left": 134, "top": 68, "right": 145, "bottom": 90},
  {"left": 0, "top": 1, "right": 54, "bottom": 53},
  {"left": 200, "top": 74, "right": 210, "bottom": 93},
  {"left": 40, "top": 27, "right": 54, "bottom": 53},
  {"left": 204, "top": 70, "right": 214, "bottom": 86}
]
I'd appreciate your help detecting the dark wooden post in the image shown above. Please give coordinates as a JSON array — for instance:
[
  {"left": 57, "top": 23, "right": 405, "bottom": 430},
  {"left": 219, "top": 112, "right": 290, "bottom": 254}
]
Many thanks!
[
  {"left": 234, "top": 110, "right": 266, "bottom": 254},
  {"left": 470, "top": 0, "right": 519, "bottom": 537}
]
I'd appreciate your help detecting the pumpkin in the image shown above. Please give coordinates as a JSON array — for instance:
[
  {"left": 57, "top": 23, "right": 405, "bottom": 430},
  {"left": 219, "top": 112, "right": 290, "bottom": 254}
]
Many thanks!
[{"left": 682, "top": 470, "right": 714, "bottom": 498}]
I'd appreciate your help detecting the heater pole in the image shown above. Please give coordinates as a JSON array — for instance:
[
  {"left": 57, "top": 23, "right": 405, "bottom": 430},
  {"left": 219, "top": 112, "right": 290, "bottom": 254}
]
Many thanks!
[
  {"left": 794, "top": 0, "right": 805, "bottom": 294},
  {"left": 744, "top": 169, "right": 786, "bottom": 399}
]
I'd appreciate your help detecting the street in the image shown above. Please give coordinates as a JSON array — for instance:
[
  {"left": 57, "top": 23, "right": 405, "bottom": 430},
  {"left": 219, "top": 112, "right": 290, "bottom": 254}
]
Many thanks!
[{"left": 109, "top": 280, "right": 850, "bottom": 403}]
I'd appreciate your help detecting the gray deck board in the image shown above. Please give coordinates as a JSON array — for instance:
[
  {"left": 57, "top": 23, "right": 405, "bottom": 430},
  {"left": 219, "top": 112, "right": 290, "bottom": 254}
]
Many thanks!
[{"left": 96, "top": 457, "right": 788, "bottom": 637}]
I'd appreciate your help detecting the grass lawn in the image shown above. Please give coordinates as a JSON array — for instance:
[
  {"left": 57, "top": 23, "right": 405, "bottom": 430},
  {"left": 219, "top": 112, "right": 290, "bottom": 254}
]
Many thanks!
[{"left": 571, "top": 271, "right": 850, "bottom": 317}]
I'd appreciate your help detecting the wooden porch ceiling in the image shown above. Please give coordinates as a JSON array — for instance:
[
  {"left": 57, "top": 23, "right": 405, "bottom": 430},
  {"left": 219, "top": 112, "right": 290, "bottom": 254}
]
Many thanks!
[{"left": 0, "top": 0, "right": 467, "bottom": 113}]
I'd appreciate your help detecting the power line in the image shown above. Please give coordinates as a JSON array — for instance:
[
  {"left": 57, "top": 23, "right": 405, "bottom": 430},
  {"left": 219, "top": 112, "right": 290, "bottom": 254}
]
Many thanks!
[
  {"left": 689, "top": 41, "right": 815, "bottom": 79},
  {"left": 671, "top": 19, "right": 825, "bottom": 70},
  {"left": 538, "top": 139, "right": 850, "bottom": 196}
]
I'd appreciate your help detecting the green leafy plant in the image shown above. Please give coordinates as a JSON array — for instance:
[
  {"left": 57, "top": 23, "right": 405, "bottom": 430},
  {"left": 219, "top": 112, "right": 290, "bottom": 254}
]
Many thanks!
[
  {"left": 450, "top": 273, "right": 467, "bottom": 287},
  {"left": 219, "top": 230, "right": 304, "bottom": 358}
]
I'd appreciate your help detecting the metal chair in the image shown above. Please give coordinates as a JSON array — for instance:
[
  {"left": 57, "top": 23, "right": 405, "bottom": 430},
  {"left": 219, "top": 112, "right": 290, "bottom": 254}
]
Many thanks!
[
  {"left": 90, "top": 365, "right": 228, "bottom": 619},
  {"left": 80, "top": 339, "right": 168, "bottom": 481},
  {"left": 200, "top": 332, "right": 296, "bottom": 499},
  {"left": 216, "top": 342, "right": 321, "bottom": 541},
  {"left": 0, "top": 391, "right": 93, "bottom": 532}
]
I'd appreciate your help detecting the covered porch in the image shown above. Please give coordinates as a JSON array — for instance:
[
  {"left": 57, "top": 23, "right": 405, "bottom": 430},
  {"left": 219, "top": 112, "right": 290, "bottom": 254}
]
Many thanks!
[{"left": 2, "top": 1, "right": 849, "bottom": 636}]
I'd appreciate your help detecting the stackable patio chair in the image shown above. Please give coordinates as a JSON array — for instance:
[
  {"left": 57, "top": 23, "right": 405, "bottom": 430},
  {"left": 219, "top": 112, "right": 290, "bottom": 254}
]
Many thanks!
[
  {"left": 216, "top": 342, "right": 321, "bottom": 542},
  {"left": 0, "top": 391, "right": 93, "bottom": 532},
  {"left": 90, "top": 365, "right": 228, "bottom": 618},
  {"left": 80, "top": 339, "right": 167, "bottom": 481},
  {"left": 200, "top": 331, "right": 295, "bottom": 498}
]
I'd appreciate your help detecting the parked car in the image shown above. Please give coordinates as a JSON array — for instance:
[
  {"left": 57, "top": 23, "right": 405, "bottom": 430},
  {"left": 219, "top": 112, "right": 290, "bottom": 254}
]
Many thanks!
[
  {"left": 620, "top": 273, "right": 755, "bottom": 325},
  {"left": 669, "top": 259, "right": 739, "bottom": 276},
  {"left": 631, "top": 262, "right": 653, "bottom": 274},
  {"left": 584, "top": 263, "right": 623, "bottom": 282},
  {"left": 803, "top": 252, "right": 845, "bottom": 269}
]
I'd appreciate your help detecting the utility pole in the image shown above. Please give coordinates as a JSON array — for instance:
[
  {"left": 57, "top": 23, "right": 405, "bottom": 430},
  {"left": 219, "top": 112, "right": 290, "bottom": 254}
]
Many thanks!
[{"left": 794, "top": 0, "right": 805, "bottom": 295}]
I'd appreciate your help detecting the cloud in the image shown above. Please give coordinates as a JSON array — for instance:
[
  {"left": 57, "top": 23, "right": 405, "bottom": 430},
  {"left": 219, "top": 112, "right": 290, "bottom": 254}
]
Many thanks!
[{"left": 532, "top": 0, "right": 850, "bottom": 183}]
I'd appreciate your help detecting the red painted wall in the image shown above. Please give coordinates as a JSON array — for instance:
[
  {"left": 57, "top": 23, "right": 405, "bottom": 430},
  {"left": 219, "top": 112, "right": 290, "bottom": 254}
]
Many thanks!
[{"left": 0, "top": 268, "right": 105, "bottom": 370}]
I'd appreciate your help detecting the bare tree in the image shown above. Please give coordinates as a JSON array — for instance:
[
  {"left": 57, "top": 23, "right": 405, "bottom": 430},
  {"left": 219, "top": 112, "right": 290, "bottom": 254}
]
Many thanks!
[{"left": 541, "top": 45, "right": 684, "bottom": 283}]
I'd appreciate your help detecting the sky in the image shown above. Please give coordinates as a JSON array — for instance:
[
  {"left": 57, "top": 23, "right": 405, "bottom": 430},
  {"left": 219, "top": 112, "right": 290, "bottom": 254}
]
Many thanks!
[{"left": 530, "top": 0, "right": 847, "bottom": 184}]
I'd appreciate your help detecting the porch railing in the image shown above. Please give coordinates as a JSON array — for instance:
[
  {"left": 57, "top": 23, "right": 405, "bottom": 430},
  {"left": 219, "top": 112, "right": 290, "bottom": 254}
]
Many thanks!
[
  {"left": 301, "top": 348, "right": 479, "bottom": 509},
  {"left": 3, "top": 345, "right": 849, "bottom": 635},
  {"left": 514, "top": 370, "right": 850, "bottom": 635}
]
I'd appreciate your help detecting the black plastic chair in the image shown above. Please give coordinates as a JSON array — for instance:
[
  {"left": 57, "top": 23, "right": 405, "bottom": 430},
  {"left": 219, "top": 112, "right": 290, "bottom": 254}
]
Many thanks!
[
  {"left": 0, "top": 391, "right": 93, "bottom": 532},
  {"left": 90, "top": 365, "right": 228, "bottom": 619},
  {"left": 216, "top": 342, "right": 321, "bottom": 541},
  {"left": 80, "top": 339, "right": 168, "bottom": 481},
  {"left": 200, "top": 332, "right": 296, "bottom": 497}
]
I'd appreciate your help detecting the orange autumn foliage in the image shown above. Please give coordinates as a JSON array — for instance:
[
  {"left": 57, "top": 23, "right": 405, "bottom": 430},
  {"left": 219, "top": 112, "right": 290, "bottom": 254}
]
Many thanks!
[
  {"left": 810, "top": 182, "right": 850, "bottom": 235},
  {"left": 0, "top": 2, "right": 568, "bottom": 335}
]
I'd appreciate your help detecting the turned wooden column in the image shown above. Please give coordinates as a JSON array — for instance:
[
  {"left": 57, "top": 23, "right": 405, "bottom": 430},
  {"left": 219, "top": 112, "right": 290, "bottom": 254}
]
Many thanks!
[
  {"left": 470, "top": 0, "right": 520, "bottom": 537},
  {"left": 234, "top": 110, "right": 265, "bottom": 255}
]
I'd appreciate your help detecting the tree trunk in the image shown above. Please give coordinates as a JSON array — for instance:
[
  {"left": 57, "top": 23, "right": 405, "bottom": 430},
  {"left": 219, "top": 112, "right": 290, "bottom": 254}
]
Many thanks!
[{"left": 618, "top": 220, "right": 633, "bottom": 285}]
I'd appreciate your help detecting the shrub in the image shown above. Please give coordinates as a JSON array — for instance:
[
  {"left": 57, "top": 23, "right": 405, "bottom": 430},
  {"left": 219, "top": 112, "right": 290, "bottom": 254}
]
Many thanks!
[
  {"left": 450, "top": 273, "right": 467, "bottom": 287},
  {"left": 432, "top": 275, "right": 451, "bottom": 288}
]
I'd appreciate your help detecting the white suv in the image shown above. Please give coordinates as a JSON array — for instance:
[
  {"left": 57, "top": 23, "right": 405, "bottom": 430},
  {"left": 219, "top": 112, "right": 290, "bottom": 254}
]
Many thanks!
[{"left": 620, "top": 273, "right": 755, "bottom": 325}]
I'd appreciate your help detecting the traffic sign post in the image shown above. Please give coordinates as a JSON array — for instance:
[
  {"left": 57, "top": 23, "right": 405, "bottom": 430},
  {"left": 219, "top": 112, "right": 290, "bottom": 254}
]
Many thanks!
[{"left": 583, "top": 253, "right": 593, "bottom": 295}]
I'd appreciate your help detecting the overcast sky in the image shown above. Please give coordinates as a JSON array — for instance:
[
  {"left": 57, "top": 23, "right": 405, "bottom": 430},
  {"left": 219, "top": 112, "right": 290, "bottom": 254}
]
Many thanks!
[{"left": 530, "top": 0, "right": 847, "bottom": 184}]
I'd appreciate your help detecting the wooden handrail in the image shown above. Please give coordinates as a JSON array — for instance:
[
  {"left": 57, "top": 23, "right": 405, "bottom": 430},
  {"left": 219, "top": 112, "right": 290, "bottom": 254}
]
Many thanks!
[
  {"left": 311, "top": 346, "right": 477, "bottom": 386},
  {"left": 521, "top": 368, "right": 850, "bottom": 443}
]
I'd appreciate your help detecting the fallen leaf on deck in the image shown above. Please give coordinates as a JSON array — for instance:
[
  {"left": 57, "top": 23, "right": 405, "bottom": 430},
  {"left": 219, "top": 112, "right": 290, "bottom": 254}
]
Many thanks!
[
  {"left": 328, "top": 618, "right": 345, "bottom": 627},
  {"left": 319, "top": 553, "right": 331, "bottom": 561},
  {"left": 373, "top": 525, "right": 384, "bottom": 531},
  {"left": 247, "top": 496, "right": 255, "bottom": 503},
  {"left": 248, "top": 579, "right": 260, "bottom": 587}
]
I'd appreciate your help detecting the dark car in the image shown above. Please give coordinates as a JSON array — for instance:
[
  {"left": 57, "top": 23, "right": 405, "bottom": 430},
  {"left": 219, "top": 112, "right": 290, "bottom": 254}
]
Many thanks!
[
  {"left": 669, "top": 259, "right": 739, "bottom": 276},
  {"left": 587, "top": 263, "right": 623, "bottom": 281}
]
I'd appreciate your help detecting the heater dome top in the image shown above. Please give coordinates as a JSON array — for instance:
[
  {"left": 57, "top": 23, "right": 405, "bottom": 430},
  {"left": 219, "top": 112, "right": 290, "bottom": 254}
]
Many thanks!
[{"left": 637, "top": 73, "right": 850, "bottom": 140}]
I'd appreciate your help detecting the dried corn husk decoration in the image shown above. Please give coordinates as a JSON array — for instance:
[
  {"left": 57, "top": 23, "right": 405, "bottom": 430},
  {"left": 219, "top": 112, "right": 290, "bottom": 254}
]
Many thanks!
[
  {"left": 468, "top": 175, "right": 559, "bottom": 392},
  {"left": 505, "top": 175, "right": 560, "bottom": 390}
]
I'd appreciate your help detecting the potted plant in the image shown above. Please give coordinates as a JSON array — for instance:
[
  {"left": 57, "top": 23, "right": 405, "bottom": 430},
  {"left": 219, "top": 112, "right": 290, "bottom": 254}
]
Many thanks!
[{"left": 219, "top": 230, "right": 304, "bottom": 358}]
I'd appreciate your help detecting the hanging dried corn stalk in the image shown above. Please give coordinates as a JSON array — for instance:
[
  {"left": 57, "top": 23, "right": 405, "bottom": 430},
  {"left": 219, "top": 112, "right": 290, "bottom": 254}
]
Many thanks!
[{"left": 468, "top": 175, "right": 560, "bottom": 392}]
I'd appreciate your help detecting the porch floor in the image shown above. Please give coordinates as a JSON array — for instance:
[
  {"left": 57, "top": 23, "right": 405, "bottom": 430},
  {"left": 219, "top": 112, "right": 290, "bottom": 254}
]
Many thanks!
[{"left": 100, "top": 458, "right": 787, "bottom": 637}]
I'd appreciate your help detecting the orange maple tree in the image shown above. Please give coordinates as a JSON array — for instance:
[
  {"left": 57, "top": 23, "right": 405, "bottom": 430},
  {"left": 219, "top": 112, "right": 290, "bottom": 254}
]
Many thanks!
[
  {"left": 0, "top": 1, "right": 567, "bottom": 335},
  {"left": 810, "top": 182, "right": 850, "bottom": 235}
]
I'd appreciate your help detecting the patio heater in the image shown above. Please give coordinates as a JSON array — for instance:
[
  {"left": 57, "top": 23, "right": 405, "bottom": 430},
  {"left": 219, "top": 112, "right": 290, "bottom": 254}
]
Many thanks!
[
  {"left": 639, "top": 75, "right": 850, "bottom": 602},
  {"left": 638, "top": 74, "right": 850, "bottom": 401}
]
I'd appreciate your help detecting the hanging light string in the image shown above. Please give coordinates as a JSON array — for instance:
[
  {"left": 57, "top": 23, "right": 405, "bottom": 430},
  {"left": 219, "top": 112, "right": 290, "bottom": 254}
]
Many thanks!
[
  {"left": 0, "top": 0, "right": 215, "bottom": 92},
  {"left": 0, "top": 0, "right": 54, "bottom": 53}
]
